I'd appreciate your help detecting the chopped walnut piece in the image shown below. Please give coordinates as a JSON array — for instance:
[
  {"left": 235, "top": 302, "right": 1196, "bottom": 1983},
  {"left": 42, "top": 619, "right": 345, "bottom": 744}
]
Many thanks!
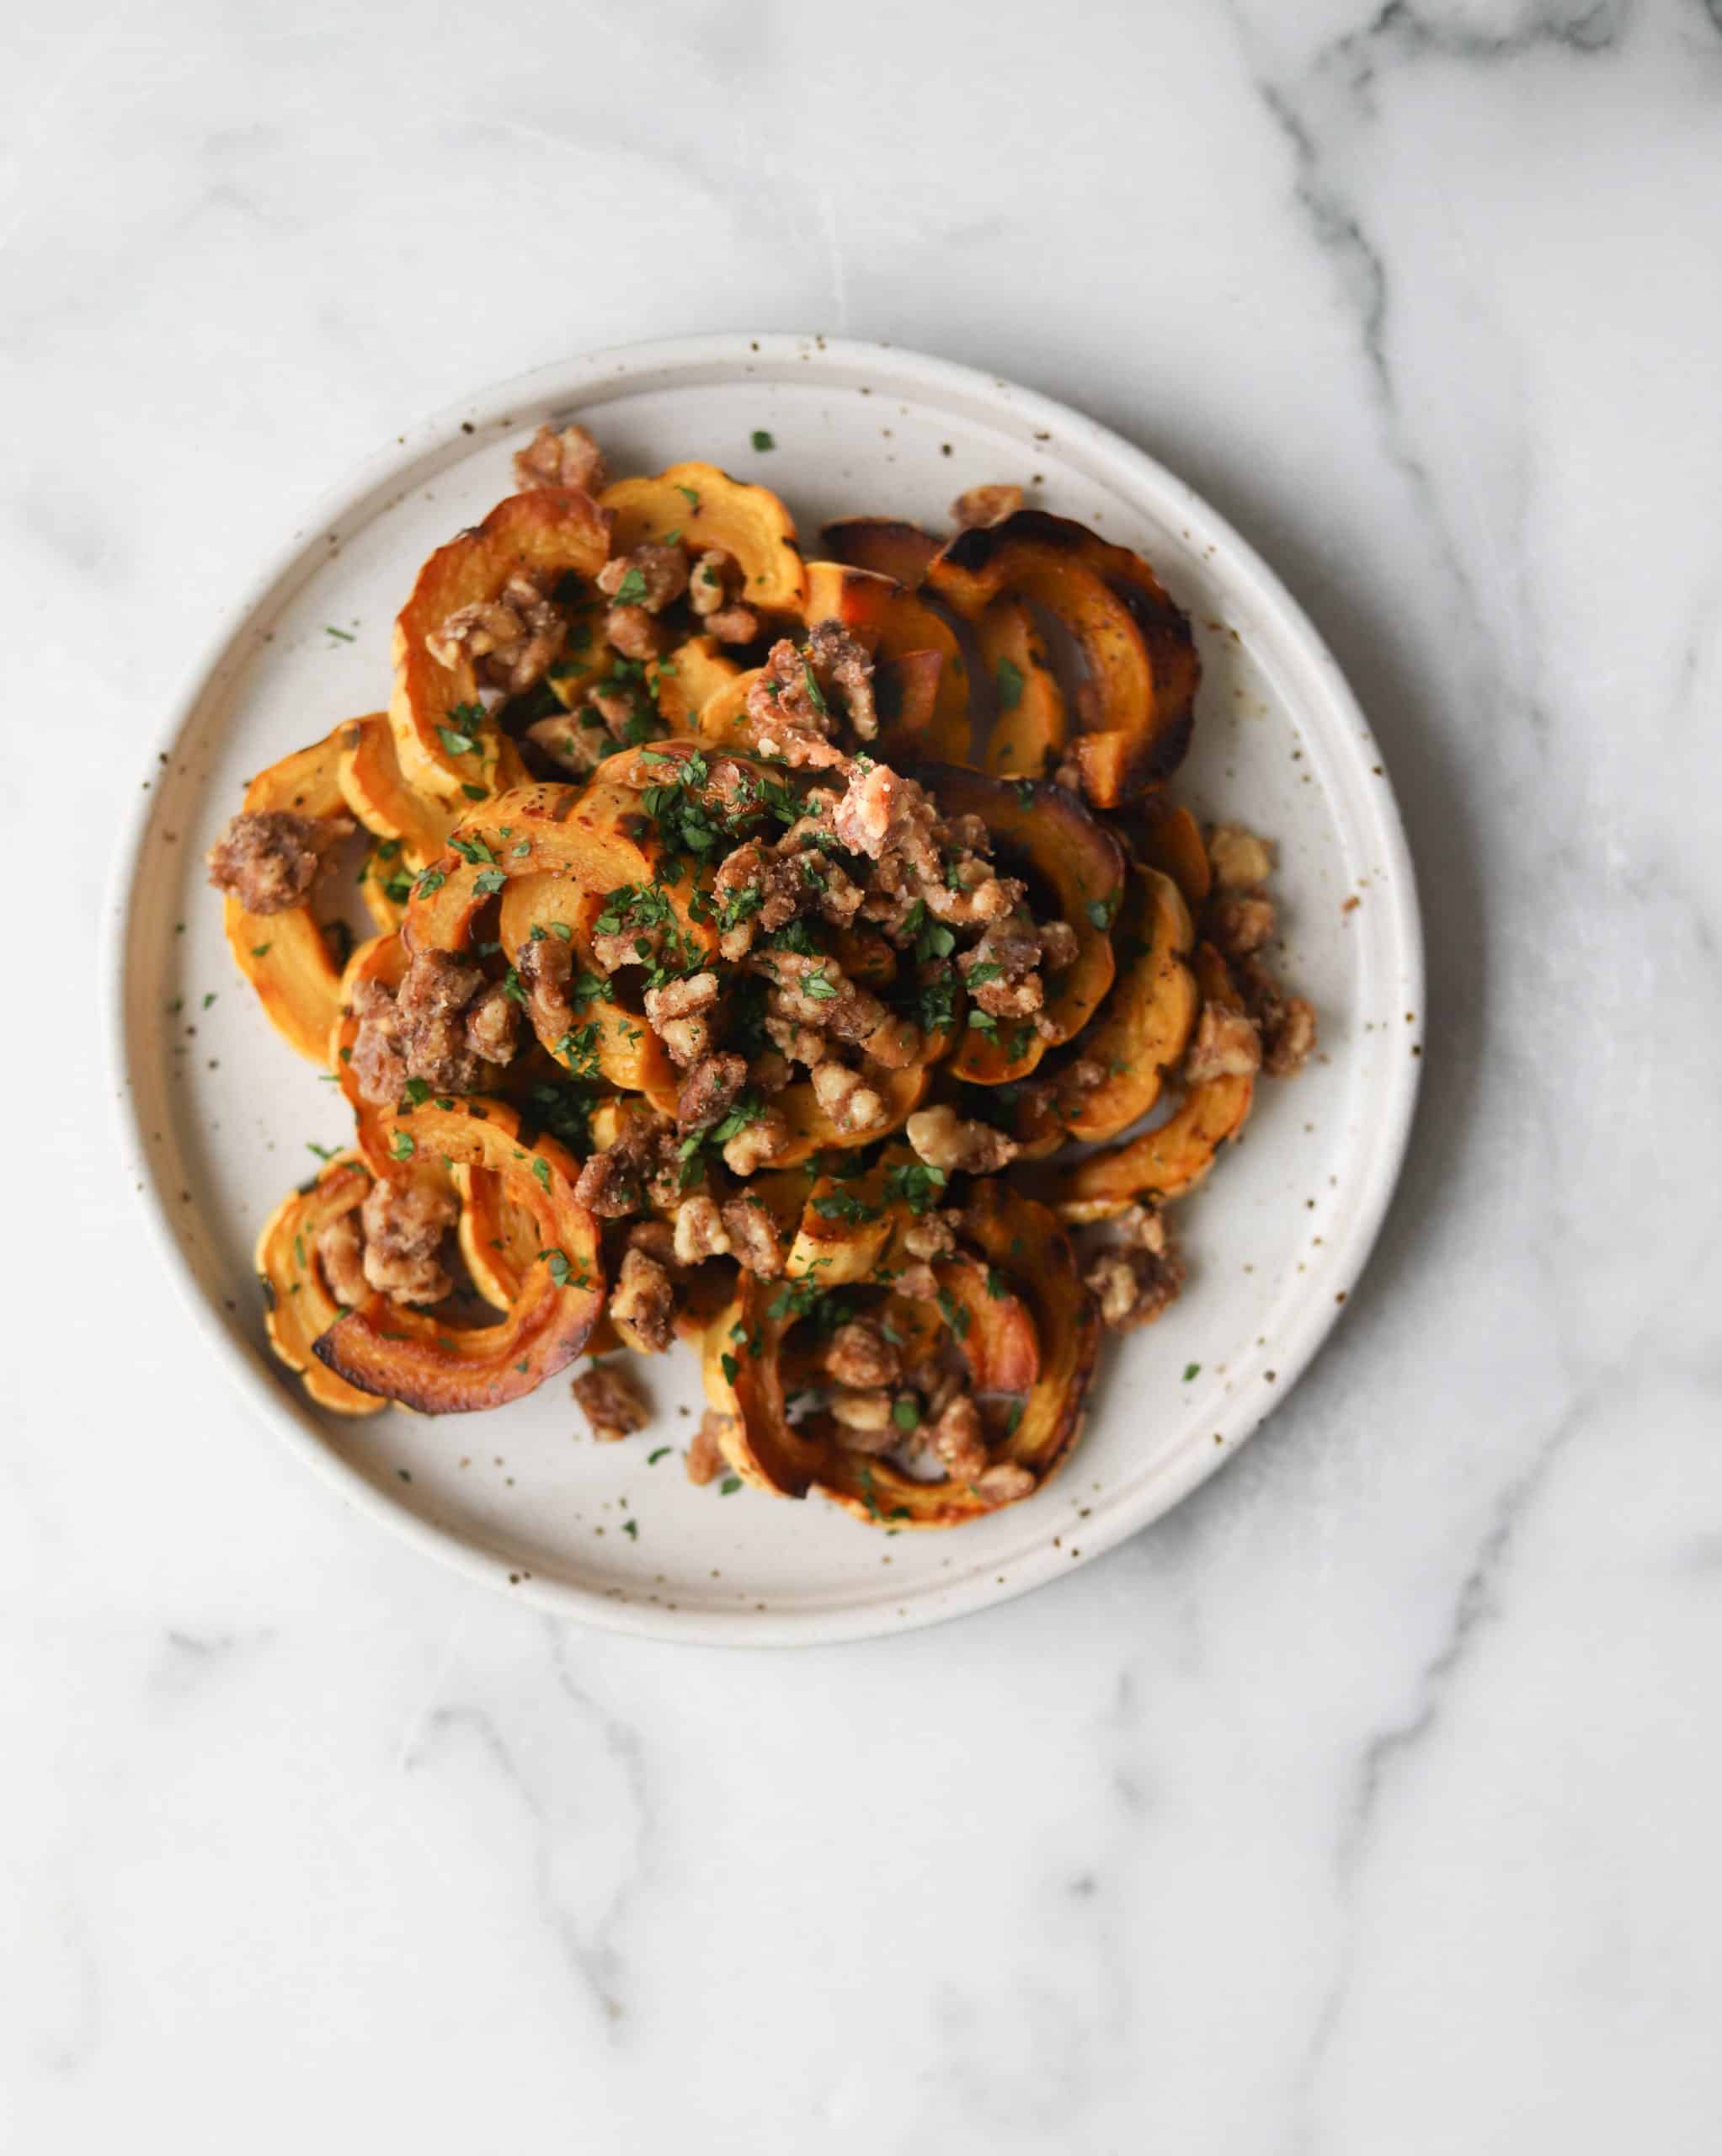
[
  {"left": 523, "top": 713, "right": 605, "bottom": 776},
  {"left": 687, "top": 1410, "right": 733, "bottom": 1485},
  {"left": 721, "top": 1105, "right": 792, "bottom": 1176},
  {"left": 597, "top": 543, "right": 689, "bottom": 614},
  {"left": 575, "top": 1145, "right": 646, "bottom": 1219},
  {"left": 572, "top": 1359, "right": 651, "bottom": 1444},
  {"left": 810, "top": 1060, "right": 888, "bottom": 1134},
  {"left": 1234, "top": 956, "right": 1316, "bottom": 1076},
  {"left": 720, "top": 1197, "right": 784, "bottom": 1278},
  {"left": 832, "top": 761, "right": 911, "bottom": 859},
  {"left": 427, "top": 569, "right": 568, "bottom": 694},
  {"left": 395, "top": 950, "right": 515, "bottom": 1093},
  {"left": 464, "top": 980, "right": 519, "bottom": 1064},
  {"left": 1208, "top": 823, "right": 1275, "bottom": 890},
  {"left": 514, "top": 421, "right": 608, "bottom": 494},
  {"left": 705, "top": 606, "right": 760, "bottom": 645},
  {"left": 359, "top": 1177, "right": 456, "bottom": 1305},
  {"left": 687, "top": 548, "right": 735, "bottom": 616},
  {"left": 349, "top": 977, "right": 408, "bottom": 1107},
  {"left": 516, "top": 932, "right": 576, "bottom": 1044},
  {"left": 764, "top": 1015, "right": 829, "bottom": 1069},
  {"left": 644, "top": 971, "right": 720, "bottom": 1067},
  {"left": 958, "top": 917, "right": 1048, "bottom": 1020},
  {"left": 1208, "top": 893, "right": 1276, "bottom": 958},
  {"left": 951, "top": 483, "right": 1024, "bottom": 529},
  {"left": 608, "top": 1246, "right": 676, "bottom": 1354},
  {"left": 824, "top": 1319, "right": 901, "bottom": 1390},
  {"left": 314, "top": 1208, "right": 368, "bottom": 1309},
  {"left": 1083, "top": 1236, "right": 1186, "bottom": 1331},
  {"left": 673, "top": 1194, "right": 733, "bottom": 1266},
  {"left": 974, "top": 1461, "right": 1036, "bottom": 1507},
  {"left": 905, "top": 1105, "right": 1020, "bottom": 1175},
  {"left": 901, "top": 1210, "right": 961, "bottom": 1261},
  {"left": 1184, "top": 1000, "right": 1262, "bottom": 1085},
  {"left": 829, "top": 1387, "right": 894, "bottom": 1433},
  {"left": 604, "top": 602, "right": 669, "bottom": 660},
  {"left": 1038, "top": 919, "right": 1080, "bottom": 972},
  {"left": 676, "top": 1052, "right": 747, "bottom": 1134},
  {"left": 927, "top": 1393, "right": 988, "bottom": 1480},
  {"left": 206, "top": 809, "right": 353, "bottom": 915}
]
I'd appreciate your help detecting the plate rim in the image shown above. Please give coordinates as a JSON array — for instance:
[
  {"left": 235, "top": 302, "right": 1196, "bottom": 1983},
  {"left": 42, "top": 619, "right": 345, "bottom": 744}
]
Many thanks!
[{"left": 104, "top": 331, "right": 1423, "bottom": 1646}]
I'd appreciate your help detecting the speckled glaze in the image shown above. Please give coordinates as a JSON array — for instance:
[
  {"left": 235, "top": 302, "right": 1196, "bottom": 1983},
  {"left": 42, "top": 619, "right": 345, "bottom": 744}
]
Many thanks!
[{"left": 109, "top": 336, "right": 1420, "bottom": 1642}]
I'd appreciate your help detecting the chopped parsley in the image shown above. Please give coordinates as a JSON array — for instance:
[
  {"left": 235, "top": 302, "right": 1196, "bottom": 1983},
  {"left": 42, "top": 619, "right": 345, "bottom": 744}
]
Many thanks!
[
  {"left": 389, "top": 1129, "right": 416, "bottom": 1161},
  {"left": 891, "top": 1396, "right": 921, "bottom": 1433},
  {"left": 750, "top": 430, "right": 776, "bottom": 452},
  {"left": 995, "top": 655, "right": 1026, "bottom": 711},
  {"left": 1183, "top": 1362, "right": 1202, "bottom": 1382},
  {"left": 883, "top": 1161, "right": 947, "bottom": 1215},
  {"left": 812, "top": 1188, "right": 883, "bottom": 1226},
  {"left": 612, "top": 566, "right": 649, "bottom": 606}
]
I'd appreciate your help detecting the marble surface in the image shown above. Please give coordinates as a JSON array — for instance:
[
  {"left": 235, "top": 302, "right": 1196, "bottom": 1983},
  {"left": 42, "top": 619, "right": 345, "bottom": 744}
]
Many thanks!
[{"left": 12, "top": 0, "right": 1722, "bottom": 2147}]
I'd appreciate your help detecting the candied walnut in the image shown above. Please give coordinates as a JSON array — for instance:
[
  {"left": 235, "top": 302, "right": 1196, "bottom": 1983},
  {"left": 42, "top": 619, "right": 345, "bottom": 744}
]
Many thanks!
[
  {"left": 608, "top": 1247, "right": 676, "bottom": 1354},
  {"left": 626, "top": 1219, "right": 676, "bottom": 1270},
  {"left": 858, "top": 1010, "right": 922, "bottom": 1070},
  {"left": 516, "top": 932, "right": 576, "bottom": 1043},
  {"left": 1038, "top": 919, "right": 1080, "bottom": 972},
  {"left": 1185, "top": 1000, "right": 1262, "bottom": 1084},
  {"left": 427, "top": 570, "right": 568, "bottom": 695},
  {"left": 1209, "top": 893, "right": 1276, "bottom": 958},
  {"left": 604, "top": 602, "right": 669, "bottom": 660},
  {"left": 721, "top": 1105, "right": 792, "bottom": 1176},
  {"left": 706, "top": 606, "right": 760, "bottom": 645},
  {"left": 349, "top": 977, "right": 408, "bottom": 1107},
  {"left": 597, "top": 542, "right": 689, "bottom": 614},
  {"left": 764, "top": 1015, "right": 828, "bottom": 1069},
  {"left": 1084, "top": 1238, "right": 1186, "bottom": 1331},
  {"left": 959, "top": 916, "right": 1048, "bottom": 1020},
  {"left": 824, "top": 1319, "right": 900, "bottom": 1390},
  {"left": 747, "top": 626, "right": 877, "bottom": 743},
  {"left": 833, "top": 761, "right": 913, "bottom": 860},
  {"left": 829, "top": 1388, "right": 894, "bottom": 1434},
  {"left": 314, "top": 1208, "right": 368, "bottom": 1309},
  {"left": 905, "top": 1105, "right": 1020, "bottom": 1174},
  {"left": 1208, "top": 823, "right": 1274, "bottom": 890},
  {"left": 575, "top": 1145, "right": 646, "bottom": 1219},
  {"left": 677, "top": 1051, "right": 747, "bottom": 1134},
  {"left": 523, "top": 713, "right": 605, "bottom": 776},
  {"left": 902, "top": 1209, "right": 961, "bottom": 1261},
  {"left": 810, "top": 1059, "right": 888, "bottom": 1134},
  {"left": 751, "top": 948, "right": 886, "bottom": 1042},
  {"left": 587, "top": 680, "right": 646, "bottom": 739},
  {"left": 1118, "top": 1203, "right": 1170, "bottom": 1257},
  {"left": 359, "top": 1177, "right": 456, "bottom": 1305},
  {"left": 396, "top": 949, "right": 512, "bottom": 1092},
  {"left": 206, "top": 809, "right": 352, "bottom": 915},
  {"left": 514, "top": 420, "right": 608, "bottom": 494},
  {"left": 1234, "top": 956, "right": 1316, "bottom": 1077},
  {"left": 927, "top": 1393, "right": 988, "bottom": 1480},
  {"left": 720, "top": 1196, "right": 783, "bottom": 1278},
  {"left": 749, "top": 1047, "right": 793, "bottom": 1095},
  {"left": 572, "top": 1359, "right": 651, "bottom": 1444},
  {"left": 803, "top": 620, "right": 878, "bottom": 739},
  {"left": 687, "top": 548, "right": 736, "bottom": 616},
  {"left": 644, "top": 970, "right": 720, "bottom": 1068},
  {"left": 895, "top": 1261, "right": 941, "bottom": 1302},
  {"left": 687, "top": 1409, "right": 733, "bottom": 1486},
  {"left": 673, "top": 1193, "right": 733, "bottom": 1266},
  {"left": 975, "top": 1461, "right": 1036, "bottom": 1506},
  {"left": 951, "top": 482, "right": 1024, "bottom": 529},
  {"left": 464, "top": 980, "right": 519, "bottom": 1064}
]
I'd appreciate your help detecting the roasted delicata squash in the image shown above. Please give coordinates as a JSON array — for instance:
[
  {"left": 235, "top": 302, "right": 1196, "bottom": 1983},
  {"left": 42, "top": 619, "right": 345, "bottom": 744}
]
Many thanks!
[
  {"left": 925, "top": 509, "right": 1199, "bottom": 807},
  {"left": 391, "top": 487, "right": 610, "bottom": 799},
  {"left": 220, "top": 419, "right": 1314, "bottom": 1521}
]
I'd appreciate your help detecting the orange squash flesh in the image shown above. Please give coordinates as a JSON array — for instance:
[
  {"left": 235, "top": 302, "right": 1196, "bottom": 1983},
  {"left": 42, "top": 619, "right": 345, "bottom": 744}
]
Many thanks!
[
  {"left": 601, "top": 462, "right": 807, "bottom": 613},
  {"left": 390, "top": 487, "right": 611, "bottom": 800},
  {"left": 333, "top": 931, "right": 408, "bottom": 1178},
  {"left": 1131, "top": 798, "right": 1211, "bottom": 910},
  {"left": 313, "top": 1100, "right": 604, "bottom": 1413},
  {"left": 222, "top": 726, "right": 354, "bottom": 1066},
  {"left": 978, "top": 595, "right": 1067, "bottom": 779},
  {"left": 338, "top": 712, "right": 461, "bottom": 867},
  {"left": 1057, "top": 943, "right": 1255, "bottom": 1220},
  {"left": 1058, "top": 866, "right": 1197, "bottom": 1145},
  {"left": 254, "top": 1154, "right": 387, "bottom": 1417},
  {"left": 925, "top": 510, "right": 1198, "bottom": 807}
]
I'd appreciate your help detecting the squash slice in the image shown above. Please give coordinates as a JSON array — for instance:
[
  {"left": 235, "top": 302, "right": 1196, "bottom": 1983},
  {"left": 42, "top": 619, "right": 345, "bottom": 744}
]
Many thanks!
[
  {"left": 819, "top": 517, "right": 939, "bottom": 589},
  {"left": 222, "top": 725, "right": 354, "bottom": 1066},
  {"left": 600, "top": 462, "right": 807, "bottom": 613},
  {"left": 1058, "top": 866, "right": 1197, "bottom": 1145},
  {"left": 313, "top": 1099, "right": 604, "bottom": 1413},
  {"left": 920, "top": 766, "right": 1122, "bottom": 1084},
  {"left": 255, "top": 1154, "right": 387, "bottom": 1417},
  {"left": 802, "top": 560, "right": 970, "bottom": 763},
  {"left": 1057, "top": 943, "right": 1255, "bottom": 1221},
  {"left": 925, "top": 510, "right": 1198, "bottom": 807},
  {"left": 391, "top": 487, "right": 611, "bottom": 800},
  {"left": 978, "top": 595, "right": 1067, "bottom": 779},
  {"left": 1131, "top": 797, "right": 1211, "bottom": 910}
]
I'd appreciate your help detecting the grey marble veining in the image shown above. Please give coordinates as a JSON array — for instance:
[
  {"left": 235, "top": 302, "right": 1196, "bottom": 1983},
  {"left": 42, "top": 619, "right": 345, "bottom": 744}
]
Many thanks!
[{"left": 10, "top": 0, "right": 1722, "bottom": 2148}]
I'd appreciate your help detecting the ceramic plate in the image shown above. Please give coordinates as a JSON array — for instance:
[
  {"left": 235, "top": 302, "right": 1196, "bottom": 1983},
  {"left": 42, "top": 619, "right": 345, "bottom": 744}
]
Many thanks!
[{"left": 107, "top": 334, "right": 1421, "bottom": 1645}]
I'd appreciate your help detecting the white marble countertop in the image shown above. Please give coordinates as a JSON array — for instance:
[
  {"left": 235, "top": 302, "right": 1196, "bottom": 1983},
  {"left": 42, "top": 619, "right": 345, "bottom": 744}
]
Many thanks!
[{"left": 13, "top": 1, "right": 1722, "bottom": 2148}]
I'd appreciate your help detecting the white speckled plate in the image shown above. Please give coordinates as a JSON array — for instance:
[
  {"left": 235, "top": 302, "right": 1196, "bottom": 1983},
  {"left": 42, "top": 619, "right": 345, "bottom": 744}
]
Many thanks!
[{"left": 107, "top": 334, "right": 1421, "bottom": 1644}]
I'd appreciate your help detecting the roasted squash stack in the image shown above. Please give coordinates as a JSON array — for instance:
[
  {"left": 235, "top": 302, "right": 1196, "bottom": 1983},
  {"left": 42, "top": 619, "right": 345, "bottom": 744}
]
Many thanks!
[{"left": 230, "top": 440, "right": 1287, "bottom": 1527}]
